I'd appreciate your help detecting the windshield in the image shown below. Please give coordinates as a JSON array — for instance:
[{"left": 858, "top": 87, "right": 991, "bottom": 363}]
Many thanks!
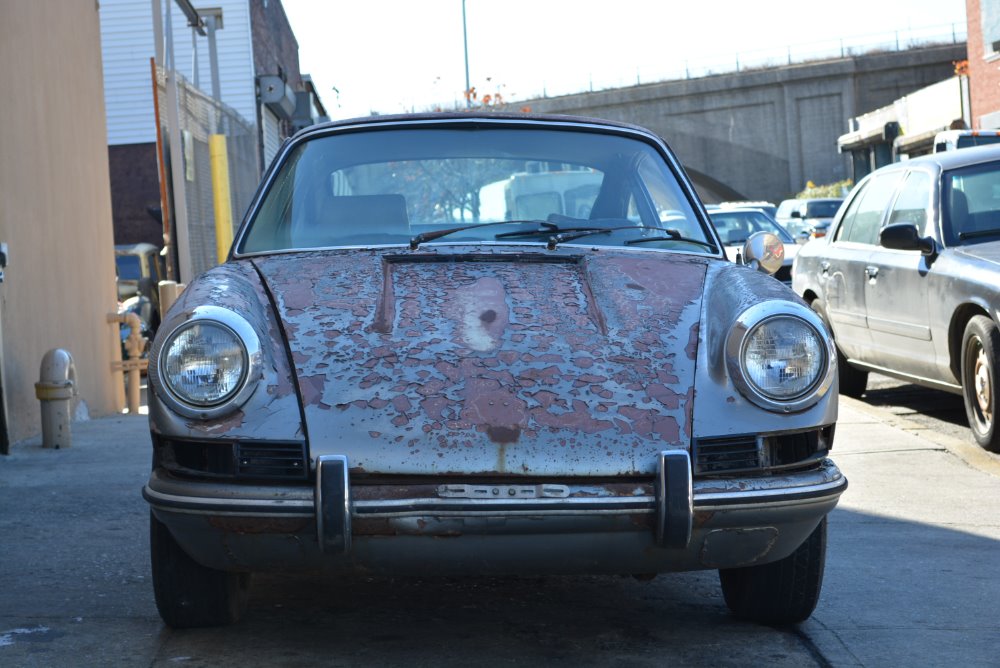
[
  {"left": 805, "top": 200, "right": 842, "bottom": 218},
  {"left": 955, "top": 135, "right": 1000, "bottom": 149},
  {"left": 710, "top": 210, "right": 793, "bottom": 244},
  {"left": 942, "top": 159, "right": 1000, "bottom": 245},
  {"left": 115, "top": 255, "right": 142, "bottom": 281},
  {"left": 237, "top": 126, "right": 712, "bottom": 254}
]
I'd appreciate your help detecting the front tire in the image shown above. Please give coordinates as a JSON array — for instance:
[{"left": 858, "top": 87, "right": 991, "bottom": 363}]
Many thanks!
[
  {"left": 810, "top": 298, "right": 867, "bottom": 398},
  {"left": 719, "top": 517, "right": 827, "bottom": 625},
  {"left": 150, "top": 512, "right": 251, "bottom": 628},
  {"left": 960, "top": 316, "right": 1000, "bottom": 453}
]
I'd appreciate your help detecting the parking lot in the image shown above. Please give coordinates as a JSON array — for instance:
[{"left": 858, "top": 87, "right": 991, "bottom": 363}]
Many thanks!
[{"left": 0, "top": 377, "right": 997, "bottom": 667}]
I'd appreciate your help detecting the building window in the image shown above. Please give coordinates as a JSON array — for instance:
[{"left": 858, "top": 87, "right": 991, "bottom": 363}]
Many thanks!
[{"left": 984, "top": 2, "right": 1000, "bottom": 60}]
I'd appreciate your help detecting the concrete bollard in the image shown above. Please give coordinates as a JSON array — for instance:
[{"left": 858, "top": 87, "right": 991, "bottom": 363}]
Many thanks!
[
  {"left": 108, "top": 311, "right": 148, "bottom": 414},
  {"left": 34, "top": 348, "right": 76, "bottom": 449}
]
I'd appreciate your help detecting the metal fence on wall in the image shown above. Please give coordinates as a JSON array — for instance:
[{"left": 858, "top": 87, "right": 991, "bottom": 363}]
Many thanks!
[{"left": 156, "top": 66, "right": 259, "bottom": 280}]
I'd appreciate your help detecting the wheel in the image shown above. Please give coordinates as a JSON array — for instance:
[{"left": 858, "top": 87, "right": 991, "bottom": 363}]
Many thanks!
[
  {"left": 718, "top": 517, "right": 827, "bottom": 625},
  {"left": 810, "top": 298, "right": 867, "bottom": 398},
  {"left": 150, "top": 512, "right": 251, "bottom": 628},
  {"left": 960, "top": 316, "right": 1000, "bottom": 453},
  {"left": 834, "top": 346, "right": 868, "bottom": 398}
]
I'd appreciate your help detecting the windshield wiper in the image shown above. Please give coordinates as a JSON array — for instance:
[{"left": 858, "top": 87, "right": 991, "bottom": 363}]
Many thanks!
[
  {"left": 625, "top": 229, "right": 718, "bottom": 250},
  {"left": 959, "top": 228, "right": 1000, "bottom": 240},
  {"left": 495, "top": 223, "right": 607, "bottom": 239},
  {"left": 409, "top": 219, "right": 548, "bottom": 250},
  {"left": 546, "top": 225, "right": 717, "bottom": 251}
]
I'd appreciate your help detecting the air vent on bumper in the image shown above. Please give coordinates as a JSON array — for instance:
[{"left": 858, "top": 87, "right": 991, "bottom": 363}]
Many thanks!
[
  {"left": 694, "top": 426, "right": 833, "bottom": 476},
  {"left": 694, "top": 434, "right": 761, "bottom": 475},
  {"left": 237, "top": 442, "right": 308, "bottom": 480}
]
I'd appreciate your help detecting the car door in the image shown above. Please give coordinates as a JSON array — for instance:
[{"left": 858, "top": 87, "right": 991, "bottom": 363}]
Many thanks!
[
  {"left": 864, "top": 169, "right": 938, "bottom": 377},
  {"left": 821, "top": 171, "right": 903, "bottom": 361}
]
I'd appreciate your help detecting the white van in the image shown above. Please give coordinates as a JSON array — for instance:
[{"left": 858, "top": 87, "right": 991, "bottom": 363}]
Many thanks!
[{"left": 933, "top": 129, "right": 1000, "bottom": 153}]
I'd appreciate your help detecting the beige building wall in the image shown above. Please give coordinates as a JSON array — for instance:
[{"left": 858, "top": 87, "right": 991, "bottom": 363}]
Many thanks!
[{"left": 0, "top": 1, "right": 126, "bottom": 445}]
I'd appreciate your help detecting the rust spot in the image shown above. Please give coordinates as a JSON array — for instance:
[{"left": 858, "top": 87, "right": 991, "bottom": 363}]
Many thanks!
[
  {"left": 371, "top": 258, "right": 396, "bottom": 334},
  {"left": 487, "top": 425, "right": 521, "bottom": 444}
]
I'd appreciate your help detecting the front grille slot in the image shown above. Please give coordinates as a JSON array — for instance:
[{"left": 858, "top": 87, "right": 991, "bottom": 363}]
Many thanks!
[
  {"left": 237, "top": 442, "right": 308, "bottom": 480},
  {"left": 694, "top": 435, "right": 761, "bottom": 474}
]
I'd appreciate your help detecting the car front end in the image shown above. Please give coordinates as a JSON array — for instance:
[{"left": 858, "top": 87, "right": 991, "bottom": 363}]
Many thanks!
[{"left": 143, "top": 113, "right": 845, "bottom": 628}]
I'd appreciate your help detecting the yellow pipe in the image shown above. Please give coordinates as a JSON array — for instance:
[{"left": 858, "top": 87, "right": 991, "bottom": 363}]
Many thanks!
[{"left": 209, "top": 134, "right": 233, "bottom": 264}]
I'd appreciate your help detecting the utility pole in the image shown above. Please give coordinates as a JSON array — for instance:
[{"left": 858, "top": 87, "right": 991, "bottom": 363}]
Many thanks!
[{"left": 462, "top": 0, "right": 470, "bottom": 107}]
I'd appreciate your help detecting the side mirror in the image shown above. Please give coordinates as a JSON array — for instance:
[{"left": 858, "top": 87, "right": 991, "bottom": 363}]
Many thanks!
[
  {"left": 741, "top": 231, "right": 784, "bottom": 276},
  {"left": 790, "top": 210, "right": 802, "bottom": 219},
  {"left": 880, "top": 223, "right": 936, "bottom": 256}
]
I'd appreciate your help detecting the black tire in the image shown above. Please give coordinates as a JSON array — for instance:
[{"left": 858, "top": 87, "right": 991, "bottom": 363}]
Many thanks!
[
  {"left": 835, "top": 346, "right": 868, "bottom": 399},
  {"left": 719, "top": 517, "right": 827, "bottom": 625},
  {"left": 150, "top": 512, "right": 251, "bottom": 628},
  {"left": 810, "top": 298, "right": 867, "bottom": 398},
  {"left": 960, "top": 315, "right": 1000, "bottom": 453}
]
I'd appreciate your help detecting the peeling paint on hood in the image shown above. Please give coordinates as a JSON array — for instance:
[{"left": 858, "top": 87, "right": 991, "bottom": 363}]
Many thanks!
[{"left": 253, "top": 247, "right": 707, "bottom": 476}]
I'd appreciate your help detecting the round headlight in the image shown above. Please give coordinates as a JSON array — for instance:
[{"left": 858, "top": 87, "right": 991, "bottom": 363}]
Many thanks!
[
  {"left": 726, "top": 302, "right": 835, "bottom": 413},
  {"left": 742, "top": 316, "right": 824, "bottom": 400},
  {"left": 162, "top": 322, "right": 247, "bottom": 407}
]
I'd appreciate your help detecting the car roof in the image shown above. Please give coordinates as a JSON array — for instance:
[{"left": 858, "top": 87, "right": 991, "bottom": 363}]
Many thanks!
[
  {"left": 295, "top": 111, "right": 660, "bottom": 140},
  {"left": 899, "top": 143, "right": 1000, "bottom": 171}
]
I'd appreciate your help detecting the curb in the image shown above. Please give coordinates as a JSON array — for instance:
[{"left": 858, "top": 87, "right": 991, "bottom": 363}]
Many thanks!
[{"left": 841, "top": 395, "right": 1000, "bottom": 478}]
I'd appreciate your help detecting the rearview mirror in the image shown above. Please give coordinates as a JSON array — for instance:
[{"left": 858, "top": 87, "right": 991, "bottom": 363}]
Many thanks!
[{"left": 880, "top": 223, "right": 936, "bottom": 256}]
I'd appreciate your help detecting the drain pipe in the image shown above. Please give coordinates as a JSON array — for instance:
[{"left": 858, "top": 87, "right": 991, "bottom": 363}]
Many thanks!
[
  {"left": 108, "top": 311, "right": 149, "bottom": 414},
  {"left": 34, "top": 349, "right": 76, "bottom": 448}
]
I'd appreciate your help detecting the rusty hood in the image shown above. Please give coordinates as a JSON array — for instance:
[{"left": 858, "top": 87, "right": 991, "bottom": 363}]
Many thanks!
[{"left": 252, "top": 248, "right": 707, "bottom": 477}]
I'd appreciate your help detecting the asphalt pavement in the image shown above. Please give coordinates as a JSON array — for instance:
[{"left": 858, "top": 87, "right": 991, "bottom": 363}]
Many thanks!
[{"left": 0, "top": 391, "right": 998, "bottom": 667}]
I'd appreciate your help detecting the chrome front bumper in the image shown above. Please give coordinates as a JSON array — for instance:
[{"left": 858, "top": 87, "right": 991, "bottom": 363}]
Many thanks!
[{"left": 144, "top": 451, "right": 847, "bottom": 575}]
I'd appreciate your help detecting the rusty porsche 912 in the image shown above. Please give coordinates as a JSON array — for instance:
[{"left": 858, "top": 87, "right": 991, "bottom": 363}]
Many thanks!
[{"left": 143, "top": 113, "right": 845, "bottom": 628}]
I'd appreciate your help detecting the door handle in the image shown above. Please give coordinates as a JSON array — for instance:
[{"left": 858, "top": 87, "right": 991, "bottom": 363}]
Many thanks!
[
  {"left": 865, "top": 265, "right": 879, "bottom": 279},
  {"left": 820, "top": 261, "right": 830, "bottom": 274}
]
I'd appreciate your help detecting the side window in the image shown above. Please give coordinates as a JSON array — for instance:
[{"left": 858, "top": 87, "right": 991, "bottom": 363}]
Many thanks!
[
  {"left": 886, "top": 171, "right": 932, "bottom": 235},
  {"left": 833, "top": 184, "right": 867, "bottom": 242},
  {"left": 840, "top": 173, "right": 903, "bottom": 245}
]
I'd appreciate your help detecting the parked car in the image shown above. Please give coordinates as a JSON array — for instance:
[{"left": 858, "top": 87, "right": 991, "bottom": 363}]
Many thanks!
[
  {"left": 719, "top": 200, "right": 778, "bottom": 219},
  {"left": 143, "top": 113, "right": 845, "bottom": 628},
  {"left": 776, "top": 198, "right": 844, "bottom": 240},
  {"left": 710, "top": 207, "right": 798, "bottom": 284},
  {"left": 933, "top": 129, "right": 1000, "bottom": 153},
  {"left": 115, "top": 242, "right": 165, "bottom": 333},
  {"left": 793, "top": 144, "right": 1000, "bottom": 453}
]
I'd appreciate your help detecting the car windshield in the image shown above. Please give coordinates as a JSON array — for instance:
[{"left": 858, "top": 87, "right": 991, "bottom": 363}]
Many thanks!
[
  {"left": 237, "top": 126, "right": 712, "bottom": 254},
  {"left": 942, "top": 159, "right": 1000, "bottom": 245},
  {"left": 710, "top": 210, "right": 794, "bottom": 245},
  {"left": 805, "top": 200, "right": 842, "bottom": 218},
  {"left": 116, "top": 255, "right": 142, "bottom": 280}
]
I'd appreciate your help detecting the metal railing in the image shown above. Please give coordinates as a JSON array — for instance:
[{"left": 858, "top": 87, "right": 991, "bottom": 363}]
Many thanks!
[{"left": 482, "top": 22, "right": 969, "bottom": 105}]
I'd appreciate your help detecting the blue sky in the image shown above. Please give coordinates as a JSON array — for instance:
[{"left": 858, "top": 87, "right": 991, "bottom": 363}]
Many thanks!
[{"left": 283, "top": 0, "right": 969, "bottom": 120}]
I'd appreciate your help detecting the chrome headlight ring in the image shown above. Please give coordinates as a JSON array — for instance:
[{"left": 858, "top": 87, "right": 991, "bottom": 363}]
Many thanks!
[
  {"left": 725, "top": 301, "right": 836, "bottom": 413},
  {"left": 152, "top": 305, "right": 263, "bottom": 419}
]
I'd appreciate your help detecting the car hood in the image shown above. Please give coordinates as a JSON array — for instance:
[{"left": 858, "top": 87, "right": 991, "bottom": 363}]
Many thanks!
[
  {"left": 955, "top": 239, "right": 1000, "bottom": 266},
  {"left": 253, "top": 248, "right": 707, "bottom": 477}
]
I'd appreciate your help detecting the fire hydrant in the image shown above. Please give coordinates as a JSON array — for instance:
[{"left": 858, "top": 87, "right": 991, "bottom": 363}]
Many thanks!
[{"left": 34, "top": 348, "right": 76, "bottom": 449}]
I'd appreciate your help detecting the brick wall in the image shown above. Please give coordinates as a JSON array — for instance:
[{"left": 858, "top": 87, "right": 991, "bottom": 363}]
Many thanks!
[
  {"left": 967, "top": 0, "right": 1000, "bottom": 127},
  {"left": 250, "top": 0, "right": 301, "bottom": 88}
]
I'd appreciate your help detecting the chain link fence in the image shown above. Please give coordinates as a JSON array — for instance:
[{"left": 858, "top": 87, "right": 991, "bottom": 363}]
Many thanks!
[{"left": 156, "top": 66, "right": 260, "bottom": 279}]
